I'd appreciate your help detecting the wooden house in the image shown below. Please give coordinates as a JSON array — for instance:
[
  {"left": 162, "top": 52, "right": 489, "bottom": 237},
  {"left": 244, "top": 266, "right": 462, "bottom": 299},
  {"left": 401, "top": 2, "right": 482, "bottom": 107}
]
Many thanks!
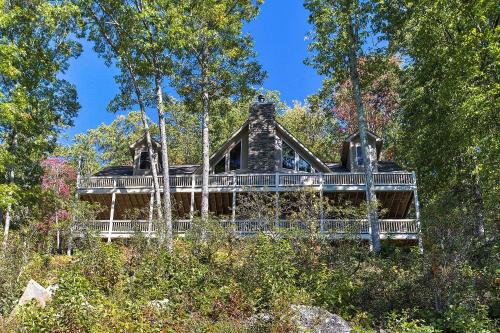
[{"left": 76, "top": 100, "right": 420, "bottom": 243}]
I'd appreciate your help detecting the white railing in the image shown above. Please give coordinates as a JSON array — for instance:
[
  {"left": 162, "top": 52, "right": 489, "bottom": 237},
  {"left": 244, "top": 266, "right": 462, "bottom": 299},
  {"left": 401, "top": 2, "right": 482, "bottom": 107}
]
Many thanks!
[
  {"left": 78, "top": 219, "right": 417, "bottom": 236},
  {"left": 78, "top": 172, "right": 415, "bottom": 190}
]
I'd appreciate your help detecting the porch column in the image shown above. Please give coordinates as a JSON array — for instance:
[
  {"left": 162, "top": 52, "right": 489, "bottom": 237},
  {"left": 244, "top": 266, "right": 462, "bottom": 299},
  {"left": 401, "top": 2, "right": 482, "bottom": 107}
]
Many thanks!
[
  {"left": 189, "top": 174, "right": 195, "bottom": 222},
  {"left": 147, "top": 192, "right": 154, "bottom": 237},
  {"left": 274, "top": 172, "right": 279, "bottom": 227},
  {"left": 413, "top": 172, "right": 423, "bottom": 253},
  {"left": 231, "top": 173, "right": 236, "bottom": 223},
  {"left": 319, "top": 173, "right": 324, "bottom": 233},
  {"left": 107, "top": 192, "right": 116, "bottom": 243}
]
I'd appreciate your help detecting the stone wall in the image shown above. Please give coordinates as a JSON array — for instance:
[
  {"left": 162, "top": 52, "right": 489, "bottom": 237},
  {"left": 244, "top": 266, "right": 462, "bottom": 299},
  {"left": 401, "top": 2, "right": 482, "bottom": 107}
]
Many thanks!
[{"left": 247, "top": 102, "right": 279, "bottom": 172}]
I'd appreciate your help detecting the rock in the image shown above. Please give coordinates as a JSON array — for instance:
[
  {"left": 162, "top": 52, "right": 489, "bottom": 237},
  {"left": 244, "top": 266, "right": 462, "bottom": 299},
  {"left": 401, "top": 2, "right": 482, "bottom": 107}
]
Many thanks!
[
  {"left": 291, "top": 305, "right": 351, "bottom": 333},
  {"left": 246, "top": 313, "right": 273, "bottom": 327},
  {"left": 18, "top": 280, "right": 52, "bottom": 308},
  {"left": 149, "top": 299, "right": 170, "bottom": 309}
]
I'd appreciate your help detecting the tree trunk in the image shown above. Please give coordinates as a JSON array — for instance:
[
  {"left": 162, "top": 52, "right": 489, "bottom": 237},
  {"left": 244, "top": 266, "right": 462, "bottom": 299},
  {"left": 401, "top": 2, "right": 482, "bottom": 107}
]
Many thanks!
[
  {"left": 123, "top": 63, "right": 163, "bottom": 225},
  {"left": 155, "top": 75, "right": 174, "bottom": 251},
  {"left": 2, "top": 204, "right": 11, "bottom": 250},
  {"left": 2, "top": 132, "right": 17, "bottom": 249},
  {"left": 347, "top": 18, "right": 381, "bottom": 253},
  {"left": 200, "top": 74, "right": 210, "bottom": 222}
]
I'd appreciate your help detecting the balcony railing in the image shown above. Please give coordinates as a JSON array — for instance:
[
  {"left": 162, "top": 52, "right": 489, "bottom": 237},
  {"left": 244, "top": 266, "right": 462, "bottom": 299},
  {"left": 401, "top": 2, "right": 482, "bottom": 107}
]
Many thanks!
[
  {"left": 78, "top": 172, "right": 416, "bottom": 190},
  {"left": 77, "top": 218, "right": 418, "bottom": 237}
]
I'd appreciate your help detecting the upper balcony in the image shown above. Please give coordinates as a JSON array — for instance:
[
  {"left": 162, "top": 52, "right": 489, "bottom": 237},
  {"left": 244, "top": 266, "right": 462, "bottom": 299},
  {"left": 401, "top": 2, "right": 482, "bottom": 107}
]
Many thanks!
[{"left": 77, "top": 171, "right": 417, "bottom": 194}]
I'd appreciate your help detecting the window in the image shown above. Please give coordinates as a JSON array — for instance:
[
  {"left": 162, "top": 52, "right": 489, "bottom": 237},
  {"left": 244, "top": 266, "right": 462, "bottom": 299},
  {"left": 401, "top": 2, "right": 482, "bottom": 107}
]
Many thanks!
[
  {"left": 139, "top": 151, "right": 151, "bottom": 170},
  {"left": 298, "top": 157, "right": 311, "bottom": 172},
  {"left": 356, "top": 145, "right": 363, "bottom": 166},
  {"left": 229, "top": 142, "right": 241, "bottom": 170},
  {"left": 214, "top": 157, "right": 226, "bottom": 174},
  {"left": 282, "top": 142, "right": 295, "bottom": 169}
]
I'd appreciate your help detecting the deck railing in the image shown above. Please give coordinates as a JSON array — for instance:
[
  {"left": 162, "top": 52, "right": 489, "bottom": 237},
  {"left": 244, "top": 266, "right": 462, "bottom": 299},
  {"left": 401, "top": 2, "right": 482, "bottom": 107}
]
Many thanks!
[
  {"left": 78, "top": 218, "right": 418, "bottom": 236},
  {"left": 78, "top": 172, "right": 415, "bottom": 190}
]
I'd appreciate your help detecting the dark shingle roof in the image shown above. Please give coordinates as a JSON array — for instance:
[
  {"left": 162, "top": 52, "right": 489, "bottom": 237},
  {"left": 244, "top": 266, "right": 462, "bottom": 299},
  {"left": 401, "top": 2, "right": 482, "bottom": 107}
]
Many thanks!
[
  {"left": 93, "top": 164, "right": 200, "bottom": 176},
  {"left": 325, "top": 160, "right": 404, "bottom": 173},
  {"left": 93, "top": 161, "right": 404, "bottom": 176}
]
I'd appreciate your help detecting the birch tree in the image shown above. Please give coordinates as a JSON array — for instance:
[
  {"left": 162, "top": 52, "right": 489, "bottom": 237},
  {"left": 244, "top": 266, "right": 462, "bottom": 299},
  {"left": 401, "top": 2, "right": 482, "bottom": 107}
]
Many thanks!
[
  {"left": 305, "top": 0, "right": 382, "bottom": 252},
  {"left": 80, "top": 0, "right": 164, "bottom": 227},
  {"left": 169, "top": 0, "right": 266, "bottom": 221}
]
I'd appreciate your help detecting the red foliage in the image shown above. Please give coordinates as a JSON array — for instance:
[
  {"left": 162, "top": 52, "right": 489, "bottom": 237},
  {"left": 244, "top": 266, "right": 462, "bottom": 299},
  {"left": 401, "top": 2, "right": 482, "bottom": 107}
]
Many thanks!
[
  {"left": 332, "top": 56, "right": 401, "bottom": 136},
  {"left": 39, "top": 157, "right": 77, "bottom": 232}
]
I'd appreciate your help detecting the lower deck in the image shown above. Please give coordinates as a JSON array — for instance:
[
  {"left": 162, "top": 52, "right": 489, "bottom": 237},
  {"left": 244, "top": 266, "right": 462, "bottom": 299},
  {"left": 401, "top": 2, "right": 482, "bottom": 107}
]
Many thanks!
[{"left": 78, "top": 218, "right": 419, "bottom": 241}]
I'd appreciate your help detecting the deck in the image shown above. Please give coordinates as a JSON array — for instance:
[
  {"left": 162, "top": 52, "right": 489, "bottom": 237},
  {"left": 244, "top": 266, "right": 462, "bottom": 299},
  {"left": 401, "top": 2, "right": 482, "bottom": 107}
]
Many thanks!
[
  {"left": 77, "top": 172, "right": 417, "bottom": 193},
  {"left": 76, "top": 172, "right": 420, "bottom": 241},
  {"left": 78, "top": 218, "right": 419, "bottom": 240}
]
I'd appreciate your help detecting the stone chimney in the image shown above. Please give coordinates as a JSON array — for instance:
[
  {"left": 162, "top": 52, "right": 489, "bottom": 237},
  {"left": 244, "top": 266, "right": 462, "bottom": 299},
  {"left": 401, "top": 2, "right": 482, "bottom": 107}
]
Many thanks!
[{"left": 247, "top": 98, "right": 279, "bottom": 172}]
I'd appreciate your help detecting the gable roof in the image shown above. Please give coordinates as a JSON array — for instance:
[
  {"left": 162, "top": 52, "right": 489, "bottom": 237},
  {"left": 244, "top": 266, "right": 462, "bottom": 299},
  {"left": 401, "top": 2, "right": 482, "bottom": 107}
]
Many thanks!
[
  {"left": 275, "top": 122, "right": 331, "bottom": 173},
  {"left": 193, "top": 119, "right": 331, "bottom": 174},
  {"left": 194, "top": 120, "right": 250, "bottom": 174},
  {"left": 341, "top": 130, "right": 383, "bottom": 166},
  {"left": 129, "top": 135, "right": 161, "bottom": 159}
]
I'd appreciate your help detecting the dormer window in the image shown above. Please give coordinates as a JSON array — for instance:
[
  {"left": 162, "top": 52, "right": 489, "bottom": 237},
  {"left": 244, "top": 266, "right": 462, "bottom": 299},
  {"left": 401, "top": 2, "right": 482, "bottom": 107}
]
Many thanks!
[
  {"left": 139, "top": 151, "right": 151, "bottom": 170},
  {"left": 356, "top": 145, "right": 363, "bottom": 166}
]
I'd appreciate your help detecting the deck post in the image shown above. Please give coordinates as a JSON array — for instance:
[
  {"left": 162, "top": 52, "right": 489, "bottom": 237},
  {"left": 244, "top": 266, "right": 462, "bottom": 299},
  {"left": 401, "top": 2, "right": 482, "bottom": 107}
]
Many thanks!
[
  {"left": 319, "top": 173, "right": 324, "bottom": 233},
  {"left": 413, "top": 172, "right": 423, "bottom": 253},
  {"left": 107, "top": 191, "right": 116, "bottom": 243},
  {"left": 147, "top": 191, "right": 154, "bottom": 237},
  {"left": 232, "top": 173, "right": 236, "bottom": 223},
  {"left": 274, "top": 172, "right": 279, "bottom": 226},
  {"left": 189, "top": 174, "right": 195, "bottom": 223}
]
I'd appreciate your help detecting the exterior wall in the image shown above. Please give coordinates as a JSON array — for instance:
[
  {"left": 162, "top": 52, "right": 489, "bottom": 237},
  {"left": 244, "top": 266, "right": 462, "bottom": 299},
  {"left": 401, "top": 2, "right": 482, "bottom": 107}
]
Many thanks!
[
  {"left": 247, "top": 102, "right": 279, "bottom": 172},
  {"left": 348, "top": 137, "right": 378, "bottom": 172}
]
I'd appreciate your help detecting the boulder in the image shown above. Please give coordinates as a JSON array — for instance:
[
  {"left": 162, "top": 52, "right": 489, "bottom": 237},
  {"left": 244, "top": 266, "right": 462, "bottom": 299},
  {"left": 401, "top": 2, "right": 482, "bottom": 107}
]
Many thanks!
[
  {"left": 18, "top": 280, "right": 52, "bottom": 308},
  {"left": 291, "top": 305, "right": 351, "bottom": 333}
]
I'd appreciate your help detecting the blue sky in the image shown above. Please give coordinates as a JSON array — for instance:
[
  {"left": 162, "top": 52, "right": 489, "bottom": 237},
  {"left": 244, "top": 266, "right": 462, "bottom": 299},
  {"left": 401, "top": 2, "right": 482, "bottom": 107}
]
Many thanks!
[{"left": 61, "top": 1, "right": 323, "bottom": 142}]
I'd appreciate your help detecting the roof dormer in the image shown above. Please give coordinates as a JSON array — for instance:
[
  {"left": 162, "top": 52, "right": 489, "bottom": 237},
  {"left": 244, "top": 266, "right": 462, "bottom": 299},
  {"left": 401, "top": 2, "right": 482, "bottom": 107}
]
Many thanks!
[
  {"left": 129, "top": 136, "right": 162, "bottom": 176},
  {"left": 340, "top": 131, "right": 383, "bottom": 172}
]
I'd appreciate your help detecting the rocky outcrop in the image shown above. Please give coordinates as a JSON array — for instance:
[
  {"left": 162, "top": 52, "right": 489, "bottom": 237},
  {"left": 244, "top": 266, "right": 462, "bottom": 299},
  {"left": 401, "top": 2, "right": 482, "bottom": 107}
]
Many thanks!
[
  {"left": 291, "top": 305, "right": 351, "bottom": 333},
  {"left": 18, "top": 280, "right": 54, "bottom": 308},
  {"left": 246, "top": 305, "right": 352, "bottom": 332}
]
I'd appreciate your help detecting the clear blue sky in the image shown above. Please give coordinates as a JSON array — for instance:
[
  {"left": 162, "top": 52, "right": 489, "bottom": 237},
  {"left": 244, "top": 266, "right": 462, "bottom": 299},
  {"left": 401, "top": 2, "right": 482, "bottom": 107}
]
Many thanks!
[{"left": 61, "top": 1, "right": 323, "bottom": 142}]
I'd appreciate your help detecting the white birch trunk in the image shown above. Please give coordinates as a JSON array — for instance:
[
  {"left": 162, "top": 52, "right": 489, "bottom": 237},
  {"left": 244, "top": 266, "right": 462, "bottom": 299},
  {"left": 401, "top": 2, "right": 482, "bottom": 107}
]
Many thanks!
[
  {"left": 347, "top": 17, "right": 381, "bottom": 253},
  {"left": 155, "top": 76, "right": 173, "bottom": 251}
]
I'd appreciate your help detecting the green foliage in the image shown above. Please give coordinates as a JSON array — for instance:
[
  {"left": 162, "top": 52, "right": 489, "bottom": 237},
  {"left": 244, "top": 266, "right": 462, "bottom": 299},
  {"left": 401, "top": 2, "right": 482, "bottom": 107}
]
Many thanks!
[
  {"left": 277, "top": 102, "right": 341, "bottom": 161},
  {"left": 0, "top": 0, "right": 81, "bottom": 209},
  {"left": 17, "top": 270, "right": 105, "bottom": 332}
]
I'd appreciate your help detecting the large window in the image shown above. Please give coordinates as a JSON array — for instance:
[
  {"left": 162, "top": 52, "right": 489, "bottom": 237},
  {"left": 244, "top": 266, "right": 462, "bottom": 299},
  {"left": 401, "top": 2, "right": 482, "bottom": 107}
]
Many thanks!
[
  {"left": 282, "top": 142, "right": 295, "bottom": 170},
  {"left": 298, "top": 157, "right": 311, "bottom": 172},
  {"left": 282, "top": 142, "right": 313, "bottom": 172},
  {"left": 229, "top": 142, "right": 241, "bottom": 170},
  {"left": 356, "top": 145, "right": 363, "bottom": 166},
  {"left": 214, "top": 157, "right": 226, "bottom": 174},
  {"left": 139, "top": 151, "right": 151, "bottom": 170}
]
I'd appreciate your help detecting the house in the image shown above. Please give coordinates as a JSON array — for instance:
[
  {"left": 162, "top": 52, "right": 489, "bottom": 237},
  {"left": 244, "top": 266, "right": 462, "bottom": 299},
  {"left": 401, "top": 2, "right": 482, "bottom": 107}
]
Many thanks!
[{"left": 76, "top": 99, "right": 420, "bottom": 243}]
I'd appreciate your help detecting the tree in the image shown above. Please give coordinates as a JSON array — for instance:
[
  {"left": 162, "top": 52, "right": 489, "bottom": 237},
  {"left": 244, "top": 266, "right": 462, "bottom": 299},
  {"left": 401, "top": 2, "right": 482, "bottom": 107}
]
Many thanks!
[
  {"left": 0, "top": 0, "right": 81, "bottom": 247},
  {"left": 377, "top": 0, "right": 498, "bottom": 237},
  {"left": 169, "top": 0, "right": 266, "bottom": 221},
  {"left": 305, "top": 0, "right": 382, "bottom": 252},
  {"left": 41, "top": 157, "right": 76, "bottom": 252},
  {"left": 278, "top": 101, "right": 340, "bottom": 162},
  {"left": 80, "top": 0, "right": 165, "bottom": 239}
]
